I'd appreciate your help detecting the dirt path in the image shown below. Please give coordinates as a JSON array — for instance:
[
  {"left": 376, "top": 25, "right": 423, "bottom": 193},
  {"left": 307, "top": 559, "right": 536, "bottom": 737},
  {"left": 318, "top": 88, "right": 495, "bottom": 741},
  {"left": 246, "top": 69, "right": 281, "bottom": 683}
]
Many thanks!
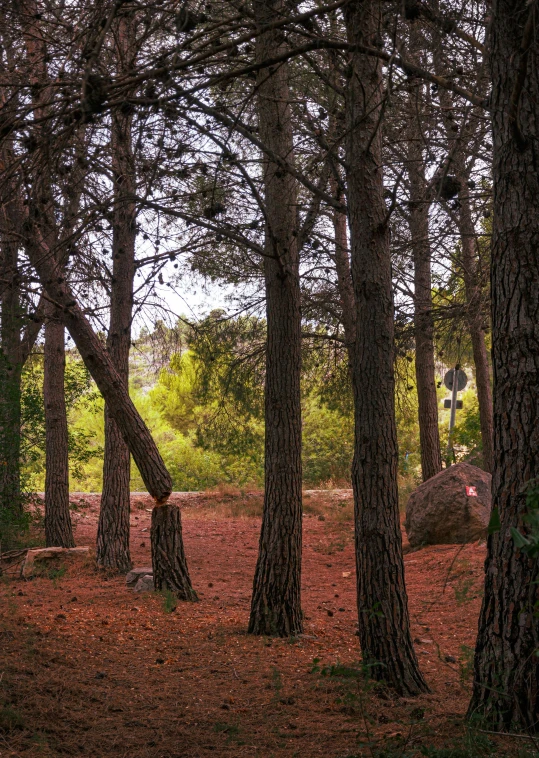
[{"left": 0, "top": 492, "right": 502, "bottom": 757}]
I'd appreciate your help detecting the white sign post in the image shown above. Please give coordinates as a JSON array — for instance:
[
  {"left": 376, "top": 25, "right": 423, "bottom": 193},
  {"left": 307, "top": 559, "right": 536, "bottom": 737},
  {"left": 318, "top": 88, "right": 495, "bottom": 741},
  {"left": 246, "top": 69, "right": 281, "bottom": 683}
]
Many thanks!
[{"left": 444, "top": 365, "right": 468, "bottom": 465}]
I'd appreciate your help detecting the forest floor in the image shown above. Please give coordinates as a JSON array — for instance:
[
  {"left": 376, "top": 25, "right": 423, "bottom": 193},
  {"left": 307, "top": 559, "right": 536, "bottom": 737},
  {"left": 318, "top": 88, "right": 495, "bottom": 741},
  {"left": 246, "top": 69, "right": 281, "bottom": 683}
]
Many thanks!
[{"left": 0, "top": 490, "right": 535, "bottom": 758}]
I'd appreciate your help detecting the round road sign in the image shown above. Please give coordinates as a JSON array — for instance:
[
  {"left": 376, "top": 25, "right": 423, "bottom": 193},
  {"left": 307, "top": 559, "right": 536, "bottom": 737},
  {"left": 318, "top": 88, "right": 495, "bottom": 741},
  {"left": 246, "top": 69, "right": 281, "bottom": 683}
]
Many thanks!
[{"left": 444, "top": 368, "right": 467, "bottom": 392}]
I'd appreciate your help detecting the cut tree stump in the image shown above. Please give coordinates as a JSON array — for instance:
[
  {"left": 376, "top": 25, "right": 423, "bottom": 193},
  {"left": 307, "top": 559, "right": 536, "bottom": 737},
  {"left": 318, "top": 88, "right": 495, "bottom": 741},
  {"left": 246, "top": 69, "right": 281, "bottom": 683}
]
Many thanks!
[
  {"left": 151, "top": 504, "right": 196, "bottom": 601},
  {"left": 21, "top": 547, "right": 89, "bottom": 578}
]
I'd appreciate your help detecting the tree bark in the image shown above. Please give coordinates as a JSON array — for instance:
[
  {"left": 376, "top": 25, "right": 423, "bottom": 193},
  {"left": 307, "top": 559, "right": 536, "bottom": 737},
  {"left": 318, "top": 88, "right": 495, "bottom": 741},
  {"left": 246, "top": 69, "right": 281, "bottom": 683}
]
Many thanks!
[
  {"left": 330, "top": 177, "right": 356, "bottom": 350},
  {"left": 469, "top": 0, "right": 539, "bottom": 730},
  {"left": 151, "top": 504, "right": 196, "bottom": 601},
  {"left": 44, "top": 301, "right": 74, "bottom": 548},
  {"left": 343, "top": 0, "right": 429, "bottom": 694},
  {"left": 248, "top": 0, "right": 303, "bottom": 638},
  {"left": 457, "top": 191, "right": 494, "bottom": 473},
  {"left": 433, "top": 45, "right": 494, "bottom": 473},
  {"left": 0, "top": 194, "right": 43, "bottom": 530},
  {"left": 97, "top": 404, "right": 132, "bottom": 571},
  {"left": 0, "top": 230, "right": 22, "bottom": 518},
  {"left": 97, "top": 13, "right": 137, "bottom": 574},
  {"left": 405, "top": 79, "right": 443, "bottom": 482}
]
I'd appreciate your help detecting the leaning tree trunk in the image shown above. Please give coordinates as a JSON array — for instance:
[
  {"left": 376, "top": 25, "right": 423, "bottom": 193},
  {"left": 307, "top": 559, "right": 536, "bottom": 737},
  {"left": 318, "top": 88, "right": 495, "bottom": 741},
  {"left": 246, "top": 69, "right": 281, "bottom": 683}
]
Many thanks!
[
  {"left": 18, "top": 0, "right": 191, "bottom": 593},
  {"left": 405, "top": 73, "right": 443, "bottom": 482},
  {"left": 343, "top": 0, "right": 429, "bottom": 694},
  {"left": 248, "top": 0, "right": 303, "bottom": 638},
  {"left": 24, "top": 230, "right": 195, "bottom": 589},
  {"left": 151, "top": 504, "right": 196, "bottom": 600},
  {"left": 17, "top": 0, "right": 171, "bottom": 497},
  {"left": 469, "top": 0, "right": 539, "bottom": 730},
  {"left": 44, "top": 302, "right": 74, "bottom": 548},
  {"left": 24, "top": 226, "right": 172, "bottom": 502},
  {"left": 97, "top": 14, "right": 137, "bottom": 573}
]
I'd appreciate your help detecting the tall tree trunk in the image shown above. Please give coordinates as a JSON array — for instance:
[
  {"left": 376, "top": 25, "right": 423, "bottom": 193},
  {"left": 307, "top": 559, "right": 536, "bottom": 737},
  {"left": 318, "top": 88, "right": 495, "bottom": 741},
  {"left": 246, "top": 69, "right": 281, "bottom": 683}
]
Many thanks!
[
  {"left": 343, "top": 0, "right": 429, "bottom": 694},
  {"left": 97, "top": 14, "right": 137, "bottom": 573},
  {"left": 330, "top": 177, "right": 356, "bottom": 350},
  {"left": 469, "top": 0, "right": 539, "bottom": 730},
  {"left": 405, "top": 79, "right": 443, "bottom": 482},
  {"left": 433, "top": 46, "right": 494, "bottom": 472},
  {"left": 0, "top": 231, "right": 22, "bottom": 520},
  {"left": 327, "top": 49, "right": 355, "bottom": 354},
  {"left": 44, "top": 302, "right": 74, "bottom": 548},
  {"left": 97, "top": 405, "right": 132, "bottom": 571},
  {"left": 456, "top": 189, "right": 494, "bottom": 473},
  {"left": 0, "top": 192, "right": 43, "bottom": 536},
  {"left": 248, "top": 0, "right": 303, "bottom": 637}
]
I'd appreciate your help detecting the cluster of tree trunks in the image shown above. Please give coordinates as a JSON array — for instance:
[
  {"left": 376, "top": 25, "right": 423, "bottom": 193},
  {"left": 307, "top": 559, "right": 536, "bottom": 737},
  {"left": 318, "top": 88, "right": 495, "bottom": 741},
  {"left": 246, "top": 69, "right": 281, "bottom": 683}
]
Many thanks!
[
  {"left": 96, "top": 13, "right": 137, "bottom": 574},
  {"left": 1, "top": 0, "right": 538, "bottom": 728}
]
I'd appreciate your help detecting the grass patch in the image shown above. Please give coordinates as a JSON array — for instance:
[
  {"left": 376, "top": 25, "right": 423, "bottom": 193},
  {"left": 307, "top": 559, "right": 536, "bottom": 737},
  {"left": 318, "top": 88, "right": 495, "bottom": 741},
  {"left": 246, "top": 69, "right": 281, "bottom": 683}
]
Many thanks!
[{"left": 161, "top": 588, "right": 177, "bottom": 613}]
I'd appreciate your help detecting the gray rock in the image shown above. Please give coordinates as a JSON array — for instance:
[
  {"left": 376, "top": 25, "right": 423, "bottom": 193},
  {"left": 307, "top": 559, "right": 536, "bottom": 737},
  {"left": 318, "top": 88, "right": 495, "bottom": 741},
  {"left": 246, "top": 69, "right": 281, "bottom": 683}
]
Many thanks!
[
  {"left": 134, "top": 574, "right": 154, "bottom": 592},
  {"left": 21, "top": 547, "right": 90, "bottom": 578},
  {"left": 126, "top": 567, "right": 153, "bottom": 588},
  {"left": 405, "top": 462, "right": 491, "bottom": 547}
]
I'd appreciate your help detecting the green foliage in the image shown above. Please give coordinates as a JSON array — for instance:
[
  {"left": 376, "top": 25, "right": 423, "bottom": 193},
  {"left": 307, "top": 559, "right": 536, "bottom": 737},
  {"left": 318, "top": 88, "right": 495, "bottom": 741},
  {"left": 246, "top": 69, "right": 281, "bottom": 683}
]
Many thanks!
[
  {"left": 48, "top": 566, "right": 67, "bottom": 588},
  {"left": 450, "top": 391, "right": 483, "bottom": 467},
  {"left": 17, "top": 316, "right": 491, "bottom": 495},
  {"left": 302, "top": 399, "right": 353, "bottom": 485},
  {"left": 161, "top": 588, "right": 177, "bottom": 613},
  {"left": 454, "top": 575, "right": 475, "bottom": 605},
  {"left": 70, "top": 386, "right": 228, "bottom": 492},
  {"left": 0, "top": 503, "right": 32, "bottom": 549},
  {"left": 311, "top": 660, "right": 365, "bottom": 679},
  {"left": 212, "top": 720, "right": 242, "bottom": 745},
  {"left": 419, "top": 723, "right": 497, "bottom": 758},
  {"left": 458, "top": 644, "right": 475, "bottom": 683},
  {"left": 148, "top": 315, "right": 266, "bottom": 487},
  {"left": 20, "top": 355, "right": 100, "bottom": 491}
]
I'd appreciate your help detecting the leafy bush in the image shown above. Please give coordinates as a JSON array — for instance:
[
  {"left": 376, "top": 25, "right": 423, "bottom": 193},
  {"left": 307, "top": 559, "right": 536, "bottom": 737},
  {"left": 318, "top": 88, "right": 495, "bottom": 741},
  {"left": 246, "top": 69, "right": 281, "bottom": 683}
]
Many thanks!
[{"left": 17, "top": 319, "right": 491, "bottom": 494}]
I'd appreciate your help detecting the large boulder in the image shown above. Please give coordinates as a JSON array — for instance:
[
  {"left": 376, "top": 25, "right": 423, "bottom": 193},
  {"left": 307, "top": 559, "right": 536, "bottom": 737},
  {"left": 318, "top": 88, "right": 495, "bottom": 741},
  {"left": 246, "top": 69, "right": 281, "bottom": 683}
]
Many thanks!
[
  {"left": 405, "top": 462, "right": 491, "bottom": 547},
  {"left": 21, "top": 547, "right": 90, "bottom": 578}
]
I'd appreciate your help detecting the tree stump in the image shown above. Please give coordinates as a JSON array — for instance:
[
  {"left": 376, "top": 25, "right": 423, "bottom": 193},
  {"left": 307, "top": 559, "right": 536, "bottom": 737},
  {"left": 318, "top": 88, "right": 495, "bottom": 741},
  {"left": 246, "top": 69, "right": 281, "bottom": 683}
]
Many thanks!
[{"left": 151, "top": 504, "right": 196, "bottom": 601}]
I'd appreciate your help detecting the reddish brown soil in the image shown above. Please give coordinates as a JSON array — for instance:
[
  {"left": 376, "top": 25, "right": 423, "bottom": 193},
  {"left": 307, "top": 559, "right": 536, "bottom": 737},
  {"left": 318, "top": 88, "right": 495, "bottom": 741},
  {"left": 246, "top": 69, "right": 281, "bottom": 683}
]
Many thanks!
[{"left": 0, "top": 492, "right": 523, "bottom": 757}]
